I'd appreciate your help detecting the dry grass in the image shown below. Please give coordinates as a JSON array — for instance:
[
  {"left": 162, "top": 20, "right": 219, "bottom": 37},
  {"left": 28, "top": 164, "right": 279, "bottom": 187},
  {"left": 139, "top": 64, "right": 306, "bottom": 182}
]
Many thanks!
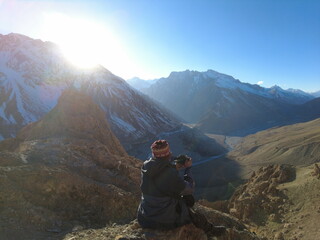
[
  {"left": 229, "top": 118, "right": 320, "bottom": 177},
  {"left": 253, "top": 165, "right": 320, "bottom": 240}
]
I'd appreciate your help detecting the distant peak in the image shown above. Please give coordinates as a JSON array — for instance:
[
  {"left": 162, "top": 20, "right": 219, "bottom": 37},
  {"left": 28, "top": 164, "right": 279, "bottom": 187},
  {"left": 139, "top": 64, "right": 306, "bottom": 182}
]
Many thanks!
[
  {"left": 206, "top": 69, "right": 220, "bottom": 74},
  {"left": 269, "top": 85, "right": 284, "bottom": 91},
  {"left": 3, "top": 32, "right": 32, "bottom": 41}
]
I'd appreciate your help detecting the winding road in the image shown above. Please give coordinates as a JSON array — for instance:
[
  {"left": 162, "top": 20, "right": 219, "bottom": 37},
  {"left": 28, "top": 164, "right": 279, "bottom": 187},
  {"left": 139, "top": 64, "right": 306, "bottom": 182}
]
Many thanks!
[{"left": 193, "top": 153, "right": 226, "bottom": 166}]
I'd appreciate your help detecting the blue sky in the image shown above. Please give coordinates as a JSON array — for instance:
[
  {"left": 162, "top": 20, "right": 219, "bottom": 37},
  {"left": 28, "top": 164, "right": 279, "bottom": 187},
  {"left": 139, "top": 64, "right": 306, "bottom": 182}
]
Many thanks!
[{"left": 0, "top": 0, "right": 319, "bottom": 92}]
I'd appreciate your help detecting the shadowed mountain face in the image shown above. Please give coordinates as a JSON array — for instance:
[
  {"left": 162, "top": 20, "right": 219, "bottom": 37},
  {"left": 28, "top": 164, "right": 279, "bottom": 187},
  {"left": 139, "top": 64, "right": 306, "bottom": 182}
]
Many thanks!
[
  {"left": 0, "top": 33, "right": 179, "bottom": 146},
  {"left": 139, "top": 70, "right": 316, "bottom": 136},
  {"left": 196, "top": 91, "right": 294, "bottom": 136},
  {"left": 0, "top": 90, "right": 142, "bottom": 239},
  {"left": 295, "top": 97, "right": 320, "bottom": 120}
]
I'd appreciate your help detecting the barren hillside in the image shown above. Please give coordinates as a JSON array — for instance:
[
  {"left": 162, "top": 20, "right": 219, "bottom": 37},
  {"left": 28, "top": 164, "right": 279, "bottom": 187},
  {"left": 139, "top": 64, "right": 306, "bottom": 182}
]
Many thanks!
[{"left": 228, "top": 118, "right": 320, "bottom": 177}]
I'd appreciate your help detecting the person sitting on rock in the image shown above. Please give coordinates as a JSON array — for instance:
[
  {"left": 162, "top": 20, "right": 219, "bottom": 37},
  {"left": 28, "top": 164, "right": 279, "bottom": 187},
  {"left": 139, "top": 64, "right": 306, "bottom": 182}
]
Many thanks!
[
  {"left": 137, "top": 139, "right": 226, "bottom": 236},
  {"left": 137, "top": 139, "right": 193, "bottom": 229}
]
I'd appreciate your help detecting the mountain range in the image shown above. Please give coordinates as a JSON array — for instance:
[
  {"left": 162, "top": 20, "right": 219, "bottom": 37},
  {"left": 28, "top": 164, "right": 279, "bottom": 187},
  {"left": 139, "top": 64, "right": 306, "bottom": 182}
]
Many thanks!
[
  {"left": 0, "top": 33, "right": 179, "bottom": 147},
  {"left": 128, "top": 70, "right": 320, "bottom": 136},
  {"left": 1, "top": 32, "right": 320, "bottom": 240},
  {"left": 1, "top": 33, "right": 319, "bottom": 145}
]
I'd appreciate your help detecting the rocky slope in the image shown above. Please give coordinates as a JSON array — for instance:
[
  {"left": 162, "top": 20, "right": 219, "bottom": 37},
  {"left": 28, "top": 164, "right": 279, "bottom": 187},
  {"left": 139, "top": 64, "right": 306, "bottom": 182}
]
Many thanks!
[
  {"left": 196, "top": 163, "right": 320, "bottom": 240},
  {"left": 201, "top": 117, "right": 320, "bottom": 239},
  {"left": 0, "top": 33, "right": 179, "bottom": 146},
  {"left": 0, "top": 90, "right": 142, "bottom": 239},
  {"left": 226, "top": 164, "right": 320, "bottom": 240},
  {"left": 228, "top": 165, "right": 296, "bottom": 225},
  {"left": 0, "top": 89, "right": 265, "bottom": 240}
]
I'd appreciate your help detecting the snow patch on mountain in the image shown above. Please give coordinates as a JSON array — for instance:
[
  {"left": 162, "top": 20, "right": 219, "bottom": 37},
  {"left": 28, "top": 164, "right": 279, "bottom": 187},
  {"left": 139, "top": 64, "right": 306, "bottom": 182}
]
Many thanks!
[
  {"left": 143, "top": 70, "right": 314, "bottom": 105},
  {"left": 0, "top": 61, "right": 35, "bottom": 123},
  {"left": 8, "top": 114, "right": 16, "bottom": 124},
  {"left": 310, "top": 90, "right": 320, "bottom": 98},
  {"left": 205, "top": 70, "right": 309, "bottom": 102},
  {"left": 0, "top": 102, "right": 17, "bottom": 124},
  {"left": 0, "top": 103, "right": 9, "bottom": 123},
  {"left": 287, "top": 88, "right": 311, "bottom": 96},
  {"left": 110, "top": 114, "right": 136, "bottom": 133}
]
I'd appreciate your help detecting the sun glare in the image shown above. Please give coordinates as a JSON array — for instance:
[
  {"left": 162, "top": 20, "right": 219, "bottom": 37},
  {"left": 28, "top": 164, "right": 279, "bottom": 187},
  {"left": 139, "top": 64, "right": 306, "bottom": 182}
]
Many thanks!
[{"left": 42, "top": 13, "right": 128, "bottom": 71}]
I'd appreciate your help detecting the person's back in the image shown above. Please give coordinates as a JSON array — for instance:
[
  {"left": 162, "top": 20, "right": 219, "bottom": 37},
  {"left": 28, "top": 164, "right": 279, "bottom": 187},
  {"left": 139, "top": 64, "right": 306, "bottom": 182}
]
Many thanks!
[{"left": 137, "top": 140, "right": 194, "bottom": 229}]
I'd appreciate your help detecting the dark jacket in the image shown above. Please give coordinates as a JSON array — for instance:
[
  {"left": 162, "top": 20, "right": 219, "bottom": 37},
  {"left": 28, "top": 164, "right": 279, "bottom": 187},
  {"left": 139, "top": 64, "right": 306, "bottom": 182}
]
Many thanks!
[{"left": 137, "top": 157, "right": 194, "bottom": 229}]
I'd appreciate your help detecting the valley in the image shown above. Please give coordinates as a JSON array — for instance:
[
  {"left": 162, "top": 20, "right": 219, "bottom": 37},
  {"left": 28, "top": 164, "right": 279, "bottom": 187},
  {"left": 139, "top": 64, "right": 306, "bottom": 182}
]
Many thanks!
[{"left": 1, "top": 32, "right": 320, "bottom": 240}]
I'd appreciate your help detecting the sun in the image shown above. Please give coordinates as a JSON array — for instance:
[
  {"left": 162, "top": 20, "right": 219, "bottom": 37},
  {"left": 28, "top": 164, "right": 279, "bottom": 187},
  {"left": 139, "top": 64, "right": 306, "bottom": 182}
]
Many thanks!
[{"left": 42, "top": 13, "right": 127, "bottom": 70}]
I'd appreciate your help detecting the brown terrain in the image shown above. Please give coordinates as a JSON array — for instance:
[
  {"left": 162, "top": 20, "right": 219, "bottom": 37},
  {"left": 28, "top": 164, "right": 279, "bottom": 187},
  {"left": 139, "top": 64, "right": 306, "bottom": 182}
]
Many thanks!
[
  {"left": 222, "top": 118, "right": 320, "bottom": 240},
  {"left": 0, "top": 90, "right": 142, "bottom": 239},
  {"left": 228, "top": 118, "right": 320, "bottom": 176},
  {"left": 0, "top": 89, "right": 262, "bottom": 240},
  {"left": 64, "top": 162, "right": 320, "bottom": 240},
  {"left": 198, "top": 163, "right": 320, "bottom": 240},
  {"left": 1, "top": 88, "right": 320, "bottom": 240}
]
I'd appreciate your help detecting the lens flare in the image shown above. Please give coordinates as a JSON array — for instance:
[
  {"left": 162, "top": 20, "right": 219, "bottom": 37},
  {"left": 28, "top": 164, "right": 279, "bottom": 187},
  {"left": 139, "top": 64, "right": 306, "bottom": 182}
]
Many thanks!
[{"left": 41, "top": 13, "right": 129, "bottom": 72}]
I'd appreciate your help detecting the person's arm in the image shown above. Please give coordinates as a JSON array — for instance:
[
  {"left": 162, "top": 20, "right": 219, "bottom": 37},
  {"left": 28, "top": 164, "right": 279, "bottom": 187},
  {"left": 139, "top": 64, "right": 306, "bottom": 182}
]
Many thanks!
[
  {"left": 160, "top": 158, "right": 195, "bottom": 197},
  {"left": 180, "top": 166, "right": 195, "bottom": 195}
]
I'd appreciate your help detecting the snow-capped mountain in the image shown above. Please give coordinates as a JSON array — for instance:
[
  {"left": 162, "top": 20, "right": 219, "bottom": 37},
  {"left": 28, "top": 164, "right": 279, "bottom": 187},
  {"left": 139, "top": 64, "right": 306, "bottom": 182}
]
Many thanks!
[
  {"left": 0, "top": 33, "right": 179, "bottom": 144},
  {"left": 311, "top": 90, "right": 320, "bottom": 98},
  {"left": 126, "top": 77, "right": 158, "bottom": 91},
  {"left": 139, "top": 70, "right": 315, "bottom": 135},
  {"left": 266, "top": 86, "right": 314, "bottom": 104},
  {"left": 77, "top": 71, "right": 179, "bottom": 145},
  {"left": 202, "top": 71, "right": 313, "bottom": 105}
]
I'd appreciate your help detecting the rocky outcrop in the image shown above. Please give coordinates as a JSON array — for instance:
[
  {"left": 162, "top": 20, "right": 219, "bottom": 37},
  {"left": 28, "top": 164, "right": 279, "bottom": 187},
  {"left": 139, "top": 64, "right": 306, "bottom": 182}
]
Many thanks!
[
  {"left": 228, "top": 165, "right": 295, "bottom": 224},
  {"left": 0, "top": 90, "right": 142, "bottom": 239},
  {"left": 65, "top": 220, "right": 207, "bottom": 240},
  {"left": 64, "top": 204, "right": 262, "bottom": 240}
]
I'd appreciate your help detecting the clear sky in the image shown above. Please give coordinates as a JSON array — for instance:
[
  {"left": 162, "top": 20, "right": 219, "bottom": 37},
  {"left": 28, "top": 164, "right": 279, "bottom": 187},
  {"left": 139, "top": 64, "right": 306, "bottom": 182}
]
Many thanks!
[{"left": 0, "top": 0, "right": 319, "bottom": 92}]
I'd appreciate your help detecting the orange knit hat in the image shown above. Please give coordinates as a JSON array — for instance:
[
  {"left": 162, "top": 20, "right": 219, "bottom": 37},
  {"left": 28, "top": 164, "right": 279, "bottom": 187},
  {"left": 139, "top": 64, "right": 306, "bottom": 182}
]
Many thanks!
[{"left": 151, "top": 140, "right": 171, "bottom": 158}]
